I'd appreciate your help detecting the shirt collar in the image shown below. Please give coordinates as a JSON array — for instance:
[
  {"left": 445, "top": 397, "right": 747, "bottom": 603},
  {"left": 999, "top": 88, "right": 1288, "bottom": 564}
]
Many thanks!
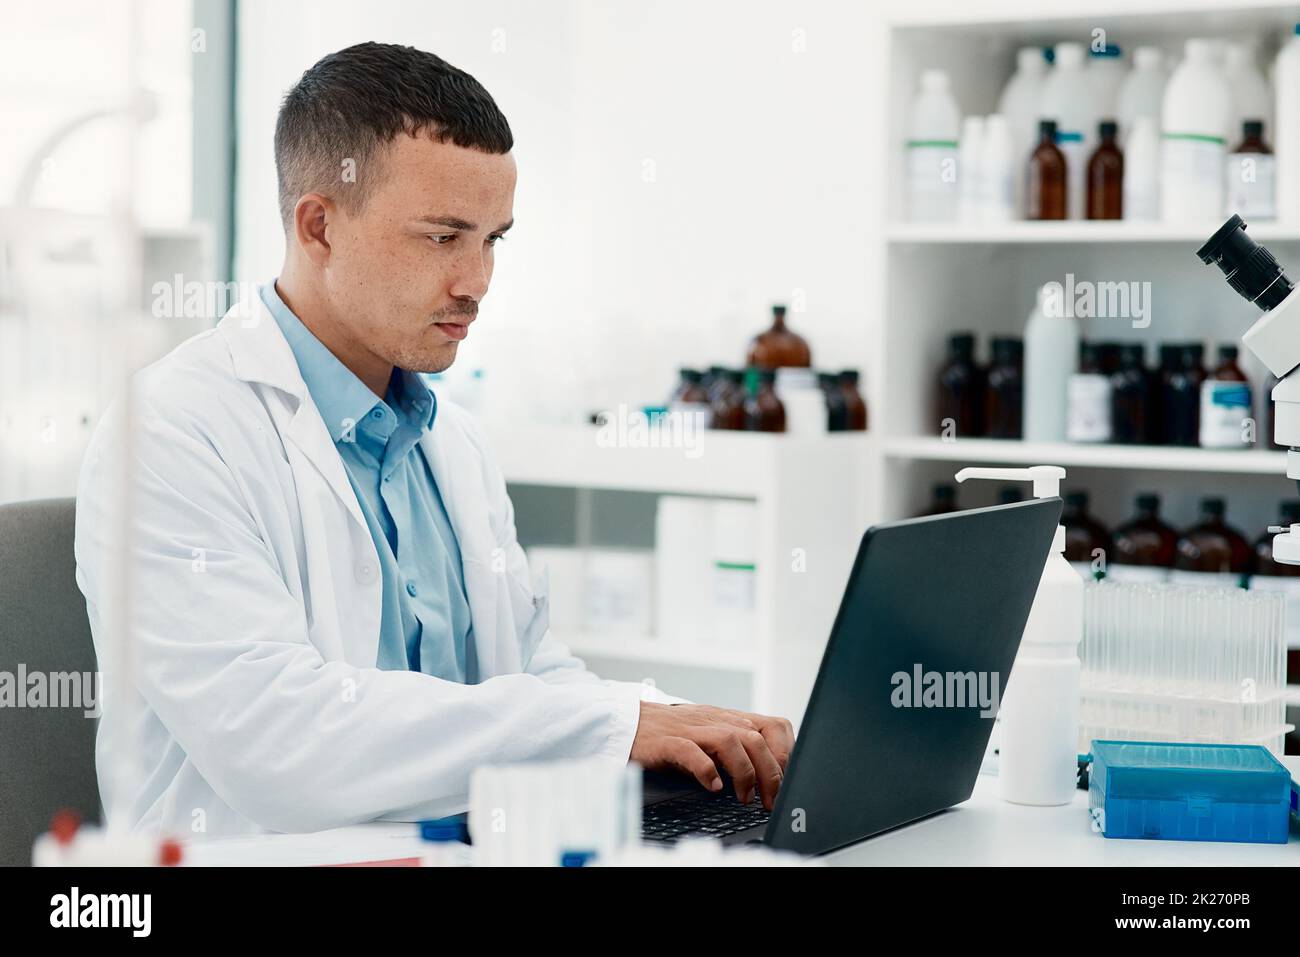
[{"left": 259, "top": 281, "right": 436, "bottom": 441}]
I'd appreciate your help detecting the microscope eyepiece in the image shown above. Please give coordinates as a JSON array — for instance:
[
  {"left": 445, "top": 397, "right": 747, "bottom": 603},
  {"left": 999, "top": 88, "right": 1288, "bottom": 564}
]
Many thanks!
[{"left": 1196, "top": 214, "right": 1295, "bottom": 312}]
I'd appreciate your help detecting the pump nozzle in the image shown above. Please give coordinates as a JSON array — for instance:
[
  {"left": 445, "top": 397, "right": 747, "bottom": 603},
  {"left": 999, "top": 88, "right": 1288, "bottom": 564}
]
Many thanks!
[{"left": 954, "top": 465, "right": 1066, "bottom": 499}]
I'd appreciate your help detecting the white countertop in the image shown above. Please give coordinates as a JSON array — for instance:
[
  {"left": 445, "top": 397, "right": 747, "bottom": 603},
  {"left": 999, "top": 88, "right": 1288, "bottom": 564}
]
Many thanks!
[
  {"left": 826, "top": 761, "right": 1300, "bottom": 866},
  {"left": 186, "top": 757, "right": 1300, "bottom": 867}
]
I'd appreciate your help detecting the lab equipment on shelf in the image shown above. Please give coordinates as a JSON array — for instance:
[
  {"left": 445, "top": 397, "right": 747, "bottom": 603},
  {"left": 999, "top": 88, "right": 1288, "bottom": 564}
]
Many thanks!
[
  {"left": 1079, "top": 581, "right": 1292, "bottom": 756},
  {"left": 1161, "top": 39, "right": 1232, "bottom": 223},
  {"left": 905, "top": 68, "right": 960, "bottom": 222},
  {"left": 1109, "top": 493, "right": 1177, "bottom": 583},
  {"left": 1088, "top": 740, "right": 1292, "bottom": 843},
  {"left": 655, "top": 497, "right": 759, "bottom": 648},
  {"left": 1277, "top": 25, "right": 1300, "bottom": 222},
  {"left": 1172, "top": 496, "right": 1252, "bottom": 587},
  {"left": 1226, "top": 120, "right": 1276, "bottom": 220},
  {"left": 1086, "top": 120, "right": 1123, "bottom": 220},
  {"left": 746, "top": 303, "right": 811, "bottom": 369}
]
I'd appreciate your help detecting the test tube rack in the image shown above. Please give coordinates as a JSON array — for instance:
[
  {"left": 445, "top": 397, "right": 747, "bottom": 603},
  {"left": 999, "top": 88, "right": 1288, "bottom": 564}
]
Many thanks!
[{"left": 1079, "top": 581, "right": 1293, "bottom": 756}]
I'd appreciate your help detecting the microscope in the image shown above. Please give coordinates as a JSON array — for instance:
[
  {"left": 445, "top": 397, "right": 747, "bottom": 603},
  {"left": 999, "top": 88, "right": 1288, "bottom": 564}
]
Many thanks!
[{"left": 1198, "top": 215, "right": 1300, "bottom": 564}]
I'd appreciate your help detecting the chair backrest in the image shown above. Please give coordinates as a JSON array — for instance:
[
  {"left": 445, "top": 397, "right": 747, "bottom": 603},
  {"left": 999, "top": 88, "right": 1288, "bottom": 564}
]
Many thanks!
[{"left": 0, "top": 497, "right": 100, "bottom": 866}]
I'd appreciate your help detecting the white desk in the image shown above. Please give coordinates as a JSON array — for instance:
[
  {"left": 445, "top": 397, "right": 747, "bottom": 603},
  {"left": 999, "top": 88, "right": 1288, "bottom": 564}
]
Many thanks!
[
  {"left": 826, "top": 761, "right": 1300, "bottom": 866},
  {"left": 187, "top": 758, "right": 1300, "bottom": 867}
]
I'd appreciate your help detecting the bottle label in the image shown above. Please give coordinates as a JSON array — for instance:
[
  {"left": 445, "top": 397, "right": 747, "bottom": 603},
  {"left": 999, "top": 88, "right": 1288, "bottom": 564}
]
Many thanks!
[
  {"left": 906, "top": 143, "right": 958, "bottom": 220},
  {"left": 712, "top": 562, "right": 756, "bottom": 611},
  {"left": 1225, "top": 152, "right": 1276, "bottom": 219},
  {"left": 1105, "top": 564, "right": 1170, "bottom": 584},
  {"left": 1161, "top": 135, "right": 1226, "bottom": 218},
  {"left": 1066, "top": 374, "right": 1112, "bottom": 442},
  {"left": 1198, "top": 379, "right": 1252, "bottom": 448}
]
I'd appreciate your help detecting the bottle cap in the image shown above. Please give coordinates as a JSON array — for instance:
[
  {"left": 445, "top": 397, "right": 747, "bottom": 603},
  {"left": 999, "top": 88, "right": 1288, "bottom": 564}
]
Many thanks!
[
  {"left": 1065, "top": 490, "right": 1088, "bottom": 509},
  {"left": 954, "top": 464, "right": 1065, "bottom": 500},
  {"left": 1201, "top": 496, "right": 1226, "bottom": 517},
  {"left": 1098, "top": 119, "right": 1118, "bottom": 138},
  {"left": 954, "top": 465, "right": 1068, "bottom": 552},
  {"left": 1243, "top": 119, "right": 1264, "bottom": 139},
  {"left": 1038, "top": 119, "right": 1058, "bottom": 139},
  {"left": 1136, "top": 492, "right": 1160, "bottom": 512}
]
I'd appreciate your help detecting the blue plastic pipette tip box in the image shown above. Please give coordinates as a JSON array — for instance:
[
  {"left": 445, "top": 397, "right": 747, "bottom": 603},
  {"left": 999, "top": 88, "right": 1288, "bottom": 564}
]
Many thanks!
[{"left": 1088, "top": 740, "right": 1292, "bottom": 844}]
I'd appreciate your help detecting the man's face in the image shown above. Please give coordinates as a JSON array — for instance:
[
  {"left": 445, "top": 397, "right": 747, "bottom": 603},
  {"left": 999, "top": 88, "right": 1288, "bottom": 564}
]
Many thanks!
[{"left": 321, "top": 134, "right": 516, "bottom": 375}]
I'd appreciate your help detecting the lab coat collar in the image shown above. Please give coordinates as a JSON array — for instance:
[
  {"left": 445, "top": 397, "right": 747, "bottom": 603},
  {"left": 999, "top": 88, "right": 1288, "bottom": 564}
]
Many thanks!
[
  {"left": 217, "top": 295, "right": 368, "bottom": 531},
  {"left": 218, "top": 296, "right": 525, "bottom": 679}
]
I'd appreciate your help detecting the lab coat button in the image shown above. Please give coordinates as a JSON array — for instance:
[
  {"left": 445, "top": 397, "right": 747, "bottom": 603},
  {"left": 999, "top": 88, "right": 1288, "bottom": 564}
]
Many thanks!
[
  {"left": 406, "top": 581, "right": 418, "bottom": 597},
  {"left": 356, "top": 563, "right": 376, "bottom": 584}
]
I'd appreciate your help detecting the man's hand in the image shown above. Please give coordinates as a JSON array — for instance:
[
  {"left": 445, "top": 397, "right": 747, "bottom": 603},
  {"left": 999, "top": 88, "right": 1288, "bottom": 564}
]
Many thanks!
[{"left": 629, "top": 703, "right": 795, "bottom": 810}]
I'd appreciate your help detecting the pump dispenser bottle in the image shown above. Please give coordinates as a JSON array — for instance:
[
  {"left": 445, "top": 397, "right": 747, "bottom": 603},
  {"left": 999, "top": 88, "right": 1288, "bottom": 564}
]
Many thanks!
[{"left": 954, "top": 465, "right": 1082, "bottom": 806}]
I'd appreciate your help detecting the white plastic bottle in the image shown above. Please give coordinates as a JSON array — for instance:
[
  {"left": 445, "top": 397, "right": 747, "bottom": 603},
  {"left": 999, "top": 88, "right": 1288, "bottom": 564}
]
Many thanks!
[
  {"left": 1223, "top": 42, "right": 1273, "bottom": 145},
  {"left": 1161, "top": 39, "right": 1231, "bottom": 222},
  {"left": 1276, "top": 25, "right": 1300, "bottom": 223},
  {"left": 954, "top": 465, "right": 1082, "bottom": 808},
  {"left": 1039, "top": 43, "right": 1094, "bottom": 219},
  {"left": 1023, "top": 284, "right": 1078, "bottom": 441},
  {"left": 1088, "top": 43, "right": 1126, "bottom": 122},
  {"left": 1124, "top": 116, "right": 1161, "bottom": 220},
  {"left": 981, "top": 114, "right": 1015, "bottom": 222},
  {"left": 998, "top": 47, "right": 1049, "bottom": 217},
  {"left": 906, "top": 70, "right": 961, "bottom": 222},
  {"left": 1116, "top": 46, "right": 1166, "bottom": 145},
  {"left": 958, "top": 115, "right": 985, "bottom": 223}
]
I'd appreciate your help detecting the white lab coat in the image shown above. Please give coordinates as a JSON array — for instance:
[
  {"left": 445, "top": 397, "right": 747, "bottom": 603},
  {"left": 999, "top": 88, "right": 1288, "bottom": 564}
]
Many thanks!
[{"left": 74, "top": 295, "right": 682, "bottom": 838}]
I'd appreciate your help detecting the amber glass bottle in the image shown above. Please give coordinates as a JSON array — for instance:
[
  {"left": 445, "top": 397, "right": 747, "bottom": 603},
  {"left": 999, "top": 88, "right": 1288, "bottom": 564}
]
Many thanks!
[
  {"left": 1110, "top": 493, "right": 1178, "bottom": 576},
  {"left": 937, "top": 333, "right": 984, "bottom": 438},
  {"left": 838, "top": 370, "right": 868, "bottom": 431},
  {"left": 984, "top": 337, "right": 1023, "bottom": 439},
  {"left": 1086, "top": 120, "right": 1123, "bottom": 220},
  {"left": 709, "top": 369, "right": 746, "bottom": 430},
  {"left": 746, "top": 305, "right": 811, "bottom": 369},
  {"left": 1063, "top": 491, "right": 1113, "bottom": 577},
  {"left": 1174, "top": 497, "right": 1252, "bottom": 579},
  {"left": 1027, "top": 120, "right": 1067, "bottom": 220},
  {"left": 743, "top": 368, "right": 786, "bottom": 432}
]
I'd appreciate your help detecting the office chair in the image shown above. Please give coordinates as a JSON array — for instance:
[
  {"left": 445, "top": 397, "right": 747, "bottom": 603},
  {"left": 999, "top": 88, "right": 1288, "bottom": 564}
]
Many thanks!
[{"left": 0, "top": 497, "right": 100, "bottom": 866}]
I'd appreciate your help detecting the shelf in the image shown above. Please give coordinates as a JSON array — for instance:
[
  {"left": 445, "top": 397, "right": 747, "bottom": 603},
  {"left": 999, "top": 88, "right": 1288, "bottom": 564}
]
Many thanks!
[
  {"left": 556, "top": 632, "right": 757, "bottom": 672},
  {"left": 883, "top": 436, "right": 1288, "bottom": 475},
  {"left": 885, "top": 221, "right": 1300, "bottom": 246},
  {"left": 485, "top": 421, "right": 869, "bottom": 498}
]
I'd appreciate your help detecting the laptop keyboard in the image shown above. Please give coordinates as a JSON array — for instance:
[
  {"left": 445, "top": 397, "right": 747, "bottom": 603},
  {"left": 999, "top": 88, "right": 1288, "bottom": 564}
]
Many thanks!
[{"left": 641, "top": 789, "right": 772, "bottom": 843}]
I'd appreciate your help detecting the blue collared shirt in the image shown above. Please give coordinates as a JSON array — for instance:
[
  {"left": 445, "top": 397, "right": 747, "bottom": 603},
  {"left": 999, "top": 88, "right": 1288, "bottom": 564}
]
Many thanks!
[{"left": 260, "top": 281, "right": 473, "bottom": 681}]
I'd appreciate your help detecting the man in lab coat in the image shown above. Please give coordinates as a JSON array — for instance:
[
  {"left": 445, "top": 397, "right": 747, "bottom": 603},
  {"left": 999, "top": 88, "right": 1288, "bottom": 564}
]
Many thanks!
[{"left": 74, "top": 41, "right": 792, "bottom": 837}]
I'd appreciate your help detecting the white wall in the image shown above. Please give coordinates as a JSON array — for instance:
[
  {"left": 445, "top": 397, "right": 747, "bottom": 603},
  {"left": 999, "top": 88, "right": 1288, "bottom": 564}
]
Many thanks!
[{"left": 234, "top": 0, "right": 889, "bottom": 424}]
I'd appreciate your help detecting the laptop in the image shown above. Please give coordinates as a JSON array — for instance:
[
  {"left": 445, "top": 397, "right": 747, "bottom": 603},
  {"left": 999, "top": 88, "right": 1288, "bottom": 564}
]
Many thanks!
[{"left": 640, "top": 498, "right": 1062, "bottom": 855}]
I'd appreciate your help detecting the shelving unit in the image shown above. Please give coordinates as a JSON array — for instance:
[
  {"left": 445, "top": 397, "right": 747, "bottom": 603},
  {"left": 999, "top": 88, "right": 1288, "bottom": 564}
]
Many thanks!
[
  {"left": 483, "top": 420, "right": 869, "bottom": 725},
  {"left": 879, "top": 3, "right": 1300, "bottom": 538}
]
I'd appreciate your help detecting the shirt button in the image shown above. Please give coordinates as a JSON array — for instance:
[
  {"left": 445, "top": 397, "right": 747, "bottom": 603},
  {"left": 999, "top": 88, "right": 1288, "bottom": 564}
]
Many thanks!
[
  {"left": 371, "top": 409, "right": 384, "bottom": 420},
  {"left": 355, "top": 563, "right": 376, "bottom": 584},
  {"left": 406, "top": 581, "right": 419, "bottom": 597}
]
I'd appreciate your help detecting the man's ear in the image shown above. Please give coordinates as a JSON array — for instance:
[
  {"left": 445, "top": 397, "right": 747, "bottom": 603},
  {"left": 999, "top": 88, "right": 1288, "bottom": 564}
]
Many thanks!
[{"left": 293, "top": 194, "right": 334, "bottom": 266}]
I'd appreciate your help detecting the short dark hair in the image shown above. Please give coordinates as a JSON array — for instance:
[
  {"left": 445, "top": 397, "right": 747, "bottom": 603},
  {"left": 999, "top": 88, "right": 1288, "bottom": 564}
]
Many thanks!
[{"left": 273, "top": 42, "right": 513, "bottom": 229}]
